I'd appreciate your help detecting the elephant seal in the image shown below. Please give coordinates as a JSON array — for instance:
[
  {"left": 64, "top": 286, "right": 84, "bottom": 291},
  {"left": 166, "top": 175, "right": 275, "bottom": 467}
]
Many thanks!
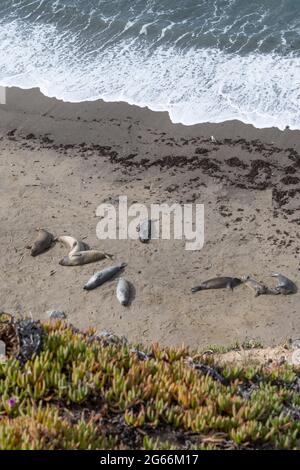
[
  {"left": 30, "top": 229, "right": 54, "bottom": 257},
  {"left": 271, "top": 273, "right": 297, "bottom": 295},
  {"left": 137, "top": 219, "right": 152, "bottom": 243},
  {"left": 84, "top": 263, "right": 127, "bottom": 291},
  {"left": 59, "top": 250, "right": 112, "bottom": 266},
  {"left": 116, "top": 278, "right": 131, "bottom": 306},
  {"left": 191, "top": 277, "right": 242, "bottom": 293},
  {"left": 241, "top": 275, "right": 278, "bottom": 297},
  {"left": 58, "top": 235, "right": 89, "bottom": 255}
]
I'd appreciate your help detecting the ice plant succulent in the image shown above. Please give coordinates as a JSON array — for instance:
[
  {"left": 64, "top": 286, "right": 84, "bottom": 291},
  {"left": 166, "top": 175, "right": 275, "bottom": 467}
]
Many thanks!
[{"left": 0, "top": 317, "right": 300, "bottom": 449}]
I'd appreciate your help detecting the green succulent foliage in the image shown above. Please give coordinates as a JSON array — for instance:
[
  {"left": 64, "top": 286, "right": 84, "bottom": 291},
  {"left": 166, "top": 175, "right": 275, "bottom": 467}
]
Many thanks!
[
  {"left": 1, "top": 320, "right": 300, "bottom": 450},
  {"left": 0, "top": 403, "right": 115, "bottom": 450}
]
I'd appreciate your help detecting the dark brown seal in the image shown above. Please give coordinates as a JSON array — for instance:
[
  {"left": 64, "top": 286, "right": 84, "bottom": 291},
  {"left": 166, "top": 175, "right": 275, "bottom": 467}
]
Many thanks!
[
  {"left": 191, "top": 277, "right": 242, "bottom": 293},
  {"left": 30, "top": 229, "right": 54, "bottom": 257}
]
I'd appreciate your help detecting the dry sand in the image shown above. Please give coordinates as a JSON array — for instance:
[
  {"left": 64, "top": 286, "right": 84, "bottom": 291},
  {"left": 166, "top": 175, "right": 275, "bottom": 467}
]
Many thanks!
[{"left": 0, "top": 87, "right": 299, "bottom": 349}]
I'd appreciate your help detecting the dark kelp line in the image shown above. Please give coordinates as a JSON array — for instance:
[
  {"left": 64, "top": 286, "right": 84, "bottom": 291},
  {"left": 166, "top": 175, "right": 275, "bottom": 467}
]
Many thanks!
[{"left": 3, "top": 130, "right": 300, "bottom": 221}]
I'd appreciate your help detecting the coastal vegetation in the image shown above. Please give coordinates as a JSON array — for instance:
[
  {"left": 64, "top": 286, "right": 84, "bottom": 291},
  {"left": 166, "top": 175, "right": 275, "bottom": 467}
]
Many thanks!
[{"left": 0, "top": 318, "right": 300, "bottom": 450}]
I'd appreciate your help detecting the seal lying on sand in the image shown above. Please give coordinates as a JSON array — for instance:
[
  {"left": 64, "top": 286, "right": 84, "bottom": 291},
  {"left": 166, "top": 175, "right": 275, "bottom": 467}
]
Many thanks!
[
  {"left": 84, "top": 263, "right": 127, "bottom": 291},
  {"left": 191, "top": 277, "right": 242, "bottom": 293},
  {"left": 241, "top": 275, "right": 278, "bottom": 297},
  {"left": 58, "top": 235, "right": 89, "bottom": 255},
  {"left": 137, "top": 219, "right": 152, "bottom": 243},
  {"left": 29, "top": 229, "right": 55, "bottom": 257},
  {"left": 271, "top": 273, "right": 297, "bottom": 295},
  {"left": 116, "top": 278, "right": 131, "bottom": 306},
  {"left": 59, "top": 250, "right": 112, "bottom": 266}
]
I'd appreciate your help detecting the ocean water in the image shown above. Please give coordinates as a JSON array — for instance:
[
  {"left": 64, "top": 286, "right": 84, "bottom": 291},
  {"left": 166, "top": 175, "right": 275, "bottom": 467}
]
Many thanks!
[{"left": 0, "top": 0, "right": 300, "bottom": 129}]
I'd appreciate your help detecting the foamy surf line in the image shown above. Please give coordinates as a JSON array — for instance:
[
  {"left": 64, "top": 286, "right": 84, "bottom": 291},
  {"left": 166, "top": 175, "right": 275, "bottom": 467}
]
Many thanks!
[{"left": 0, "top": 21, "right": 300, "bottom": 130}]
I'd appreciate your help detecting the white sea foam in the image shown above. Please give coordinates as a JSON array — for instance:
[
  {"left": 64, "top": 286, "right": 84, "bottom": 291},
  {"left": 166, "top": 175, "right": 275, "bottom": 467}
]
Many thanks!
[{"left": 0, "top": 20, "right": 300, "bottom": 130}]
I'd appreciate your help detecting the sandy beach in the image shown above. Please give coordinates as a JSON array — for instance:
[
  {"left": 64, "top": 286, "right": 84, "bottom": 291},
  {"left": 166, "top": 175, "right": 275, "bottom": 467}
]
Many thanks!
[{"left": 0, "top": 86, "right": 299, "bottom": 349}]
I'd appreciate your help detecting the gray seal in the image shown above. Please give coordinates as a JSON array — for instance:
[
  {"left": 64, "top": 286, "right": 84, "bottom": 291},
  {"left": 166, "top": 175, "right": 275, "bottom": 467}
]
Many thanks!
[
  {"left": 84, "top": 263, "right": 127, "bottom": 291},
  {"left": 30, "top": 229, "right": 54, "bottom": 257},
  {"left": 116, "top": 278, "right": 131, "bottom": 306},
  {"left": 191, "top": 277, "right": 242, "bottom": 293},
  {"left": 59, "top": 250, "right": 112, "bottom": 266},
  {"left": 47, "top": 310, "right": 66, "bottom": 320},
  {"left": 137, "top": 219, "right": 152, "bottom": 243},
  {"left": 241, "top": 275, "right": 278, "bottom": 297},
  {"left": 271, "top": 273, "right": 297, "bottom": 295}
]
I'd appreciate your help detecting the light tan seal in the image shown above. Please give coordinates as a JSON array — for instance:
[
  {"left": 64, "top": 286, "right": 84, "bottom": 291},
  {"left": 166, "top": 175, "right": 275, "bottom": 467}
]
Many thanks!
[
  {"left": 241, "top": 275, "right": 278, "bottom": 297},
  {"left": 29, "top": 229, "right": 55, "bottom": 257},
  {"left": 59, "top": 250, "right": 112, "bottom": 266},
  {"left": 58, "top": 235, "right": 89, "bottom": 255}
]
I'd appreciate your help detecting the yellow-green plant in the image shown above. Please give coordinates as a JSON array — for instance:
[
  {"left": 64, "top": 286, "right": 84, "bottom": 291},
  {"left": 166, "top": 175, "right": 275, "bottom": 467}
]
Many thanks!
[{"left": 0, "top": 319, "right": 300, "bottom": 450}]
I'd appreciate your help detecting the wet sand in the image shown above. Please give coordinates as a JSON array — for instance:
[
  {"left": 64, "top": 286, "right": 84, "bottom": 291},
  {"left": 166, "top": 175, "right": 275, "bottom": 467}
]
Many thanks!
[{"left": 0, "top": 86, "right": 299, "bottom": 349}]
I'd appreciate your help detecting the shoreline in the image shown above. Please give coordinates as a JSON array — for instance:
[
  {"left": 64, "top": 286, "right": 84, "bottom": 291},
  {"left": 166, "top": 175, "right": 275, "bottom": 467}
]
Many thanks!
[
  {"left": 1, "top": 85, "right": 300, "bottom": 137},
  {"left": 0, "top": 86, "right": 299, "bottom": 349},
  {"left": 0, "top": 83, "right": 297, "bottom": 132}
]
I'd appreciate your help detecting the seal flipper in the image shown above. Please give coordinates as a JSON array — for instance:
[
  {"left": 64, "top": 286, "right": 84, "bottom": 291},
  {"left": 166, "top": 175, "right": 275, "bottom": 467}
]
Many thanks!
[
  {"left": 191, "top": 286, "right": 202, "bottom": 293},
  {"left": 227, "top": 281, "right": 234, "bottom": 291},
  {"left": 269, "top": 287, "right": 281, "bottom": 295}
]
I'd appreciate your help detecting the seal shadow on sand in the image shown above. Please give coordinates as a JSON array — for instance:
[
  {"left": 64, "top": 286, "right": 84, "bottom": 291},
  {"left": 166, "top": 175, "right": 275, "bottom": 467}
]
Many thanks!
[{"left": 125, "top": 281, "right": 136, "bottom": 307}]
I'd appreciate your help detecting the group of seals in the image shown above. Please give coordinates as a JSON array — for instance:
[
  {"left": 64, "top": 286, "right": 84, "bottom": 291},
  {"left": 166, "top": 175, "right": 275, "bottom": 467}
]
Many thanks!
[
  {"left": 242, "top": 273, "right": 297, "bottom": 297},
  {"left": 138, "top": 219, "right": 298, "bottom": 299},
  {"left": 27, "top": 228, "right": 297, "bottom": 311},
  {"left": 58, "top": 235, "right": 112, "bottom": 266},
  {"left": 28, "top": 231, "right": 112, "bottom": 266},
  {"left": 191, "top": 273, "right": 297, "bottom": 297},
  {"left": 28, "top": 229, "right": 131, "bottom": 306},
  {"left": 83, "top": 265, "right": 131, "bottom": 306}
]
